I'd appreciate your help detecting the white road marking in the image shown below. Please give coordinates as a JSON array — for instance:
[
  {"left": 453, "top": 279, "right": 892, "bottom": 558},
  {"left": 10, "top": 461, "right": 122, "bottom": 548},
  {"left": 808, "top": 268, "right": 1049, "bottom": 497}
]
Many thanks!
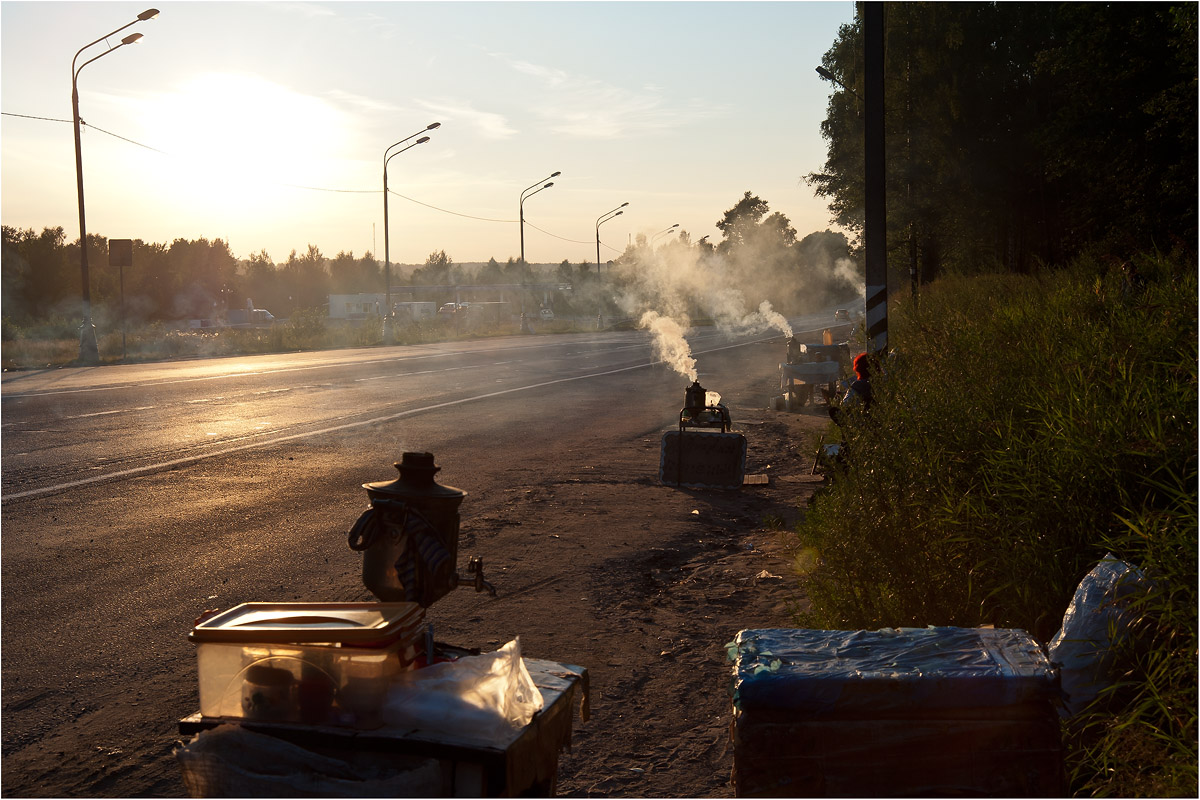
[{"left": 1, "top": 333, "right": 784, "bottom": 502}]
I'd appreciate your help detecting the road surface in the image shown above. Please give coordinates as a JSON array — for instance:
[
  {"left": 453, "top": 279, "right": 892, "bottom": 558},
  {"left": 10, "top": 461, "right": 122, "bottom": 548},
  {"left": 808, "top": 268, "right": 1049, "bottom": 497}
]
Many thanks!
[{"left": 1, "top": 313, "right": 841, "bottom": 796}]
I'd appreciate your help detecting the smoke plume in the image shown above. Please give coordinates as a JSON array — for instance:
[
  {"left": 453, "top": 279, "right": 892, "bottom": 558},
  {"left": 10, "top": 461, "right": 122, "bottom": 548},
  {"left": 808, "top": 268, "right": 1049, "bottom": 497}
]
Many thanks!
[{"left": 640, "top": 310, "right": 697, "bottom": 381}]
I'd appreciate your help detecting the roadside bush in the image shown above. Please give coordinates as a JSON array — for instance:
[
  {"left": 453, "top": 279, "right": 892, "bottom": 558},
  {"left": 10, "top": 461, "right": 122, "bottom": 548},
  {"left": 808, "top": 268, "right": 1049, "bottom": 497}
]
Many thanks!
[
  {"left": 792, "top": 254, "right": 1196, "bottom": 795},
  {"left": 281, "top": 307, "right": 327, "bottom": 350}
]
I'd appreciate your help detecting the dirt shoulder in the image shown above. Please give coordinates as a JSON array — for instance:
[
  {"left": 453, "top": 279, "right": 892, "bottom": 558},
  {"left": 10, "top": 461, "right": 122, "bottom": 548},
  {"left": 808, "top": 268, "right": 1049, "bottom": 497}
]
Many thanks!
[{"left": 429, "top": 380, "right": 832, "bottom": 797}]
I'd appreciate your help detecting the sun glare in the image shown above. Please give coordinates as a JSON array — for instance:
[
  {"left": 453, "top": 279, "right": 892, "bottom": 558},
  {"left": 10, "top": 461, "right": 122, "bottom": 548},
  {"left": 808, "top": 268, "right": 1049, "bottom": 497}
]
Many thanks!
[{"left": 144, "top": 72, "right": 351, "bottom": 206}]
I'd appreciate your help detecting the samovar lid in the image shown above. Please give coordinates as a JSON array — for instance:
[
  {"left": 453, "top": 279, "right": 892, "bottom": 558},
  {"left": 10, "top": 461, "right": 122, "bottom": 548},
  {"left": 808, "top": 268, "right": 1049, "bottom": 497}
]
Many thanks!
[{"left": 363, "top": 451, "right": 465, "bottom": 501}]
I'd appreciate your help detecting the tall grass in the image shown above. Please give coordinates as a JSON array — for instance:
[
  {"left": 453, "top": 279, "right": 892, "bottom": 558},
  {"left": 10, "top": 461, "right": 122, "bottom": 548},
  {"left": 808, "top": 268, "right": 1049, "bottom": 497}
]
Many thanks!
[{"left": 793, "top": 254, "right": 1196, "bottom": 795}]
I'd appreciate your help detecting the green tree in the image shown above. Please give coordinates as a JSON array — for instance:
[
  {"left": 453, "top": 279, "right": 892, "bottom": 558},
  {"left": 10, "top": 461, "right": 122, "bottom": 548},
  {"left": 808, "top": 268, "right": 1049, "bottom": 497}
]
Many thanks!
[
  {"left": 809, "top": 3, "right": 1197, "bottom": 277},
  {"left": 410, "top": 249, "right": 453, "bottom": 286},
  {"left": 477, "top": 257, "right": 504, "bottom": 285},
  {"left": 714, "top": 191, "right": 772, "bottom": 252},
  {"left": 281, "top": 244, "right": 329, "bottom": 313},
  {"left": 1, "top": 226, "right": 73, "bottom": 321}
]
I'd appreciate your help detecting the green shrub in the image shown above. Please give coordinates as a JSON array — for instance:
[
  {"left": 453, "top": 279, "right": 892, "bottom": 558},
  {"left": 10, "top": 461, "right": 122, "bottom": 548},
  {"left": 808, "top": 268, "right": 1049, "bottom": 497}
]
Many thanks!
[{"left": 792, "top": 254, "right": 1196, "bottom": 794}]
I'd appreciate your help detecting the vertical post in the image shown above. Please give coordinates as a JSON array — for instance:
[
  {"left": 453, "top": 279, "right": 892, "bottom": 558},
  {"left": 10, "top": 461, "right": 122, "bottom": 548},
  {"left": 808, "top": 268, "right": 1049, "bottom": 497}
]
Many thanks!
[
  {"left": 864, "top": 1, "right": 888, "bottom": 353},
  {"left": 72, "top": 84, "right": 99, "bottom": 363},
  {"left": 109, "top": 238, "right": 133, "bottom": 361},
  {"left": 382, "top": 166, "right": 393, "bottom": 344}
]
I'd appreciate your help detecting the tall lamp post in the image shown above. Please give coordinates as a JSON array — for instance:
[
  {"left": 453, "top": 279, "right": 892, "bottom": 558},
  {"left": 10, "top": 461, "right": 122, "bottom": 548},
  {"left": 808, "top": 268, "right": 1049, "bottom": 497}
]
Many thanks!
[
  {"left": 518, "top": 173, "right": 557, "bottom": 332},
  {"left": 651, "top": 223, "right": 679, "bottom": 245},
  {"left": 72, "top": 8, "right": 158, "bottom": 363},
  {"left": 382, "top": 122, "right": 439, "bottom": 343},
  {"left": 519, "top": 172, "right": 559, "bottom": 265},
  {"left": 595, "top": 202, "right": 628, "bottom": 274}
]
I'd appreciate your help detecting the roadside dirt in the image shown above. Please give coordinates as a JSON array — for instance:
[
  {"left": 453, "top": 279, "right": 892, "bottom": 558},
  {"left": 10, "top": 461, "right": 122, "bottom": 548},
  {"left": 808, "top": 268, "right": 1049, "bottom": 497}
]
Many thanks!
[{"left": 426, "top": 381, "right": 832, "bottom": 797}]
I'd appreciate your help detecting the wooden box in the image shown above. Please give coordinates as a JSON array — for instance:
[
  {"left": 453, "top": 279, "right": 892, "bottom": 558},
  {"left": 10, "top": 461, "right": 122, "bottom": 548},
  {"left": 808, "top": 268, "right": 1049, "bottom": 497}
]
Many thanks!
[{"left": 729, "top": 627, "right": 1063, "bottom": 797}]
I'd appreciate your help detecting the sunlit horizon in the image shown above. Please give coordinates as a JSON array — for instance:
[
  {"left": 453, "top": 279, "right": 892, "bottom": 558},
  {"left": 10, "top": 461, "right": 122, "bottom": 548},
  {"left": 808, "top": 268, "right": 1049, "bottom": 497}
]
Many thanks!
[{"left": 2, "top": 1, "right": 856, "bottom": 265}]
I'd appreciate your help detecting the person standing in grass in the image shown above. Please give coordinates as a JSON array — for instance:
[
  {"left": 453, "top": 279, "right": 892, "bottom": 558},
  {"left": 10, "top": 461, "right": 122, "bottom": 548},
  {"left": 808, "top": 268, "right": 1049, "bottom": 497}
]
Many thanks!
[{"left": 829, "top": 352, "right": 873, "bottom": 425}]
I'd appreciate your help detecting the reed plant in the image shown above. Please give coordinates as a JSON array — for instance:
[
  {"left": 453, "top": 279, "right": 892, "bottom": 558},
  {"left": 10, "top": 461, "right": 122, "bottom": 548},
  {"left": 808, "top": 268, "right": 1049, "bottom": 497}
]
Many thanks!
[{"left": 793, "top": 253, "right": 1196, "bottom": 795}]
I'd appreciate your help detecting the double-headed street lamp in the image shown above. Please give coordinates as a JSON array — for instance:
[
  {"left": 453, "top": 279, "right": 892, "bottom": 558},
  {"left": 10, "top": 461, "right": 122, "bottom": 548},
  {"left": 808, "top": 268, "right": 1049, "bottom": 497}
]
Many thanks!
[
  {"left": 596, "top": 203, "right": 628, "bottom": 274},
  {"left": 382, "top": 122, "right": 439, "bottom": 343},
  {"left": 72, "top": 8, "right": 158, "bottom": 363},
  {"left": 519, "top": 172, "right": 559, "bottom": 264},
  {"left": 651, "top": 223, "right": 679, "bottom": 245}
]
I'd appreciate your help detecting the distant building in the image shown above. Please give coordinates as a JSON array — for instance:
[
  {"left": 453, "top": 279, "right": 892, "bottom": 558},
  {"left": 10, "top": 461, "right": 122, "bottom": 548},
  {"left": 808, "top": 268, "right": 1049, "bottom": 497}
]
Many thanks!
[{"left": 327, "top": 293, "right": 434, "bottom": 324}]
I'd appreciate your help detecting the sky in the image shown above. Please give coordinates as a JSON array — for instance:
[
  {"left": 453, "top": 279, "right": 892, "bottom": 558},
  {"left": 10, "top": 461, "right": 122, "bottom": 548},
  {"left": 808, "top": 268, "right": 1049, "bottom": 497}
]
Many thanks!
[{"left": 1, "top": 0, "right": 855, "bottom": 267}]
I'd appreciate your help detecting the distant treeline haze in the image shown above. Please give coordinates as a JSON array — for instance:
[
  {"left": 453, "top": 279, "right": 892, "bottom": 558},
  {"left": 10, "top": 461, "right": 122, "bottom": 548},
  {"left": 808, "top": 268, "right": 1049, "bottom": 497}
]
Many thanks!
[{"left": 1, "top": 191, "right": 859, "bottom": 329}]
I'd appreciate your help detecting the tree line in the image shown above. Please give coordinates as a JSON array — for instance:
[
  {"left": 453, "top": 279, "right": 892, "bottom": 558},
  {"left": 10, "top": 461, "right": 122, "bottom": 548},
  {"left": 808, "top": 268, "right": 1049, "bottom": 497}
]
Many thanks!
[
  {"left": 809, "top": 2, "right": 1197, "bottom": 280},
  {"left": 2, "top": 190, "right": 858, "bottom": 328}
]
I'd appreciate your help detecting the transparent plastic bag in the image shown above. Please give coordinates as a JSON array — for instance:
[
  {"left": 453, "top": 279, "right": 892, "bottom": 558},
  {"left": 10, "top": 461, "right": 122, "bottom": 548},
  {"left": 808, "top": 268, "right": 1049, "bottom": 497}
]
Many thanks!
[
  {"left": 175, "top": 723, "right": 441, "bottom": 797},
  {"left": 382, "top": 637, "right": 544, "bottom": 743},
  {"left": 1047, "top": 553, "right": 1152, "bottom": 717}
]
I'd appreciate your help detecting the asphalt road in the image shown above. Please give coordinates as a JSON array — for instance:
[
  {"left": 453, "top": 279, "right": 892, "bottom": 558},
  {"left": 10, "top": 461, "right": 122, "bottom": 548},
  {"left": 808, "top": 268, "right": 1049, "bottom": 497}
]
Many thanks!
[{"left": 0, "top": 312, "right": 838, "bottom": 796}]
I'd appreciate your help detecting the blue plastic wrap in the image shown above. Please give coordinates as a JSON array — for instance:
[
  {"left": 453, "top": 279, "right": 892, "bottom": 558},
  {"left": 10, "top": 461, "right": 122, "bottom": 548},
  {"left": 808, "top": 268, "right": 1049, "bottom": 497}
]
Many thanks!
[
  {"left": 729, "top": 627, "right": 1059, "bottom": 716},
  {"left": 1048, "top": 553, "right": 1151, "bottom": 717}
]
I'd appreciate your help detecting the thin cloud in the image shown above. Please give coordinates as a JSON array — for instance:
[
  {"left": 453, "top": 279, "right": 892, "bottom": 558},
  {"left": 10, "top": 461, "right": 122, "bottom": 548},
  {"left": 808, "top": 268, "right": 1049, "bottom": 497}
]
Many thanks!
[
  {"left": 414, "top": 99, "right": 517, "bottom": 140},
  {"left": 350, "top": 10, "right": 401, "bottom": 40},
  {"left": 272, "top": 2, "right": 337, "bottom": 19},
  {"left": 496, "top": 53, "right": 724, "bottom": 139},
  {"left": 325, "top": 89, "right": 398, "bottom": 115}
]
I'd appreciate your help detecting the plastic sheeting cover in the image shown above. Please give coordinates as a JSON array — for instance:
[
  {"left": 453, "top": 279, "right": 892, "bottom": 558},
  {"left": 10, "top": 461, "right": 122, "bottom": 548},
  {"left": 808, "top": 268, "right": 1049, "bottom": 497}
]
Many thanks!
[
  {"left": 729, "top": 627, "right": 1059, "bottom": 715},
  {"left": 1047, "top": 553, "right": 1151, "bottom": 717}
]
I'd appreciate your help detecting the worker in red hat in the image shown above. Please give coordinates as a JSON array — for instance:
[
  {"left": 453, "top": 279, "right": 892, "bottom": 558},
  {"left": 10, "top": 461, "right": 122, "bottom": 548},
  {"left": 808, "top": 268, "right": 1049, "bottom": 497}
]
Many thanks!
[{"left": 829, "top": 352, "right": 873, "bottom": 424}]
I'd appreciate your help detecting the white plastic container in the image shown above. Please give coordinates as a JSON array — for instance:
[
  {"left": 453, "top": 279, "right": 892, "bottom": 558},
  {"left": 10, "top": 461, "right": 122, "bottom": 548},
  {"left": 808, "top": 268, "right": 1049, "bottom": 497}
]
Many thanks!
[{"left": 190, "top": 602, "right": 424, "bottom": 729}]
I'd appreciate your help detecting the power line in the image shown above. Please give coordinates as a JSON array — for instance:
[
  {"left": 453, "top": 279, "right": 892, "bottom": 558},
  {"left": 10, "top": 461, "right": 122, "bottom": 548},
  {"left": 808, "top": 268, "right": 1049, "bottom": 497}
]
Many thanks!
[
  {"left": 2, "top": 112, "right": 71, "bottom": 123},
  {"left": 284, "top": 183, "right": 375, "bottom": 194},
  {"left": 83, "top": 122, "right": 168, "bottom": 153},
  {"left": 387, "top": 189, "right": 514, "bottom": 223},
  {"left": 3, "top": 111, "right": 168, "bottom": 153},
  {"left": 4, "top": 110, "right": 622, "bottom": 248},
  {"left": 524, "top": 221, "right": 594, "bottom": 245}
]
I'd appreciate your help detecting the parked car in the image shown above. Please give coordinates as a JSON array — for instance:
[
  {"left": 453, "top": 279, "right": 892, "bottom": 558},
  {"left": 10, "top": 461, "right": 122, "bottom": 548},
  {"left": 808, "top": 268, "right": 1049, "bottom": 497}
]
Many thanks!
[
  {"left": 834, "top": 309, "right": 851, "bottom": 322},
  {"left": 539, "top": 308, "right": 554, "bottom": 321}
]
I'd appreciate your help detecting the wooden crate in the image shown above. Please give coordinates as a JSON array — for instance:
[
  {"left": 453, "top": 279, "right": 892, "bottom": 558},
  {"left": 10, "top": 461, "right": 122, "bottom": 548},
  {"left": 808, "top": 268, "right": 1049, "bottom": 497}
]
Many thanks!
[{"left": 729, "top": 628, "right": 1063, "bottom": 797}]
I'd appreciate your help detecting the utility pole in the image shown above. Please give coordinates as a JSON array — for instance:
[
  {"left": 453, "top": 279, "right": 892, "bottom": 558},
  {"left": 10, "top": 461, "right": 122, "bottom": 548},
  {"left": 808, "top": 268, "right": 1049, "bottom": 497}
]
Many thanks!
[{"left": 864, "top": 1, "right": 888, "bottom": 353}]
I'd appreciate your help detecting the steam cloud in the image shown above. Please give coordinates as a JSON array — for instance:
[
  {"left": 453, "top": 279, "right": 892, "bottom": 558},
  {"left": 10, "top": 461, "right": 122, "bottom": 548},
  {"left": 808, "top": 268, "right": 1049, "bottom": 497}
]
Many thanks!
[
  {"left": 639, "top": 310, "right": 697, "bottom": 382},
  {"left": 608, "top": 232, "right": 855, "bottom": 381}
]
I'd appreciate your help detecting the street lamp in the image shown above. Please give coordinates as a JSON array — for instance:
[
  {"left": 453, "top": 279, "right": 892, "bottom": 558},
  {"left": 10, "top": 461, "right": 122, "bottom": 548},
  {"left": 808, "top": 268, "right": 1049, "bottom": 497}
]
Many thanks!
[
  {"left": 72, "top": 8, "right": 158, "bottom": 363},
  {"left": 651, "top": 224, "right": 679, "bottom": 245},
  {"left": 816, "top": 65, "right": 862, "bottom": 107},
  {"left": 595, "top": 202, "right": 628, "bottom": 274},
  {"left": 382, "top": 122, "right": 439, "bottom": 343},
  {"left": 519, "top": 172, "right": 559, "bottom": 265}
]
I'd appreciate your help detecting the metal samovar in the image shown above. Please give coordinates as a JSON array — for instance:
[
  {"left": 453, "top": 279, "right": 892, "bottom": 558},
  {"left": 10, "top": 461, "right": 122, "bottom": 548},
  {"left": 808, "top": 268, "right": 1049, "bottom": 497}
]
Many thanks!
[
  {"left": 786, "top": 336, "right": 802, "bottom": 365},
  {"left": 348, "top": 452, "right": 493, "bottom": 607}
]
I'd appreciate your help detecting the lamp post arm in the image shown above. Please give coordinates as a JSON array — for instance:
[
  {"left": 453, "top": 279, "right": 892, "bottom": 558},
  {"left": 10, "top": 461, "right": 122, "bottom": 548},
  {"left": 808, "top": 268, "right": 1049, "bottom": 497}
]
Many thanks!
[
  {"left": 384, "top": 122, "right": 439, "bottom": 162},
  {"left": 74, "top": 41, "right": 132, "bottom": 83},
  {"left": 72, "top": 22, "right": 137, "bottom": 75},
  {"left": 72, "top": 8, "right": 156, "bottom": 75},
  {"left": 521, "top": 171, "right": 560, "bottom": 202}
]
